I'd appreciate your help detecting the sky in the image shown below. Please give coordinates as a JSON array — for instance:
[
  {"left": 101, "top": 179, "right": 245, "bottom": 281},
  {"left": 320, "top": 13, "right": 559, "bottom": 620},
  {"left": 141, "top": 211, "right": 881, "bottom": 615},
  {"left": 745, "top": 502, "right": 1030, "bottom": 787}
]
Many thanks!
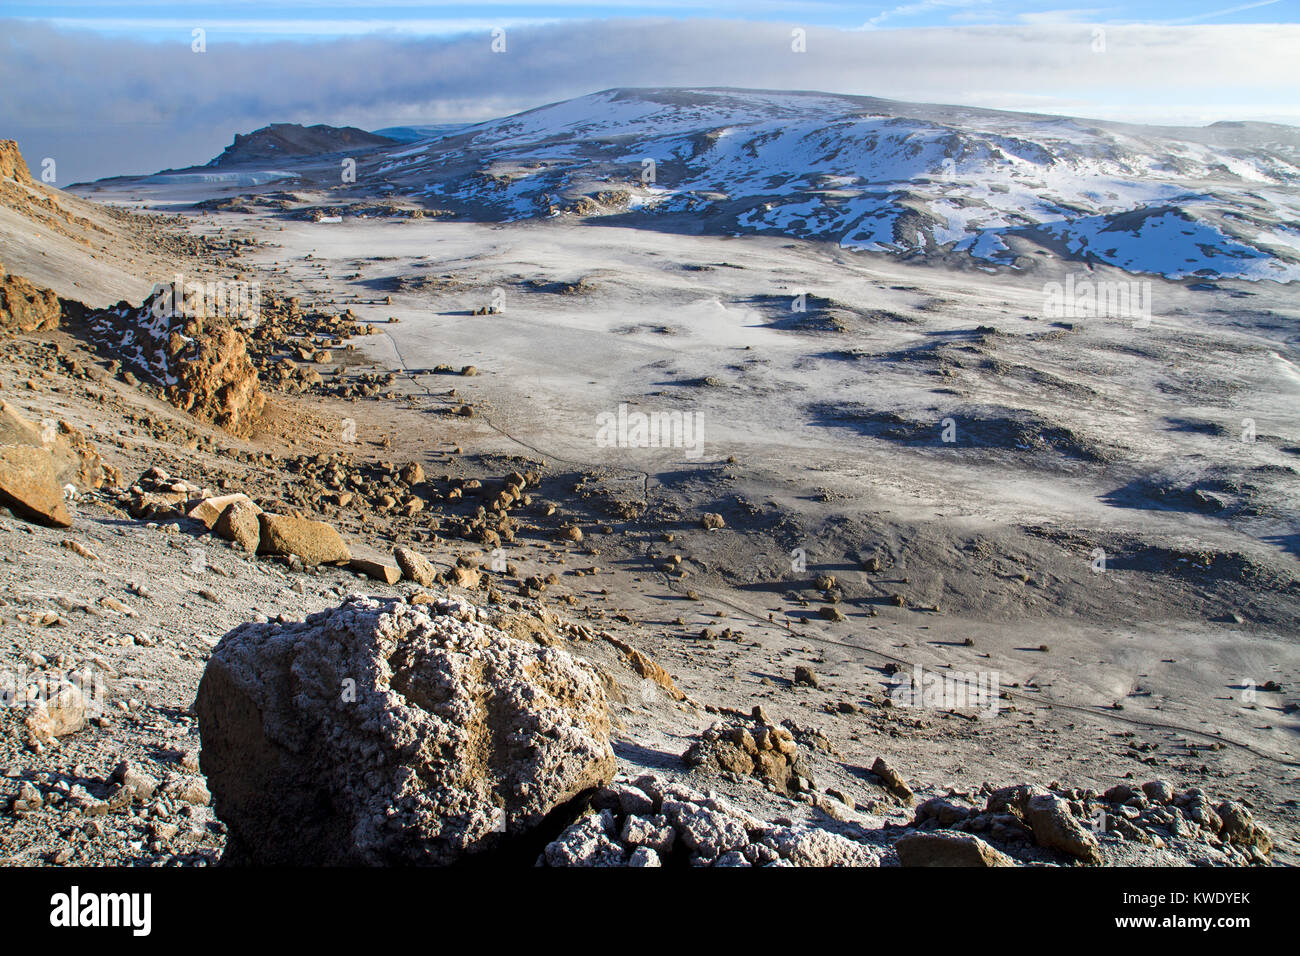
[
  {"left": 5, "top": 1, "right": 1297, "bottom": 37},
  {"left": 1, "top": 0, "right": 1297, "bottom": 183}
]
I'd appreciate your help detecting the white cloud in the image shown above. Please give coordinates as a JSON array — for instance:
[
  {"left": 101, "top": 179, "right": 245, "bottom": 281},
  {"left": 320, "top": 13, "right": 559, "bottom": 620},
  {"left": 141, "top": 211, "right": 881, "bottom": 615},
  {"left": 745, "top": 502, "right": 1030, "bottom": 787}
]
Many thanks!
[{"left": 2, "top": 18, "right": 1295, "bottom": 184}]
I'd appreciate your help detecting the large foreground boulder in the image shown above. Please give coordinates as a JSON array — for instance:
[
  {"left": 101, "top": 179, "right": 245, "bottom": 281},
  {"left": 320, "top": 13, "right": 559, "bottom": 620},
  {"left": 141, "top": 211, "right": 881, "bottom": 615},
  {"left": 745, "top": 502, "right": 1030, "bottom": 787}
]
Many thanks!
[{"left": 195, "top": 595, "right": 617, "bottom": 865}]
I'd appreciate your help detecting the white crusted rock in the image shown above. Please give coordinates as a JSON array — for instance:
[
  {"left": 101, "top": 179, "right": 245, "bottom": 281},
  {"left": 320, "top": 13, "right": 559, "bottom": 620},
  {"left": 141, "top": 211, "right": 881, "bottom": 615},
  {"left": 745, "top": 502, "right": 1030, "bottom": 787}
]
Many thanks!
[
  {"left": 196, "top": 595, "right": 617, "bottom": 865},
  {"left": 543, "top": 812, "right": 626, "bottom": 867}
]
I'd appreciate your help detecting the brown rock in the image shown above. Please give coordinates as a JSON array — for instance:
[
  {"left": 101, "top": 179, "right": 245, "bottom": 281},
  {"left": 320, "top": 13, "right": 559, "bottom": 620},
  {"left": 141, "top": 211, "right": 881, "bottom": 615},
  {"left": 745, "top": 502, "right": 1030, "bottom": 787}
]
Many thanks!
[
  {"left": 188, "top": 492, "right": 259, "bottom": 530},
  {"left": 0, "top": 266, "right": 60, "bottom": 337},
  {"left": 871, "top": 756, "right": 914, "bottom": 804},
  {"left": 167, "top": 326, "right": 265, "bottom": 438},
  {"left": 81, "top": 287, "right": 265, "bottom": 438},
  {"left": 0, "top": 401, "right": 113, "bottom": 490},
  {"left": 0, "top": 444, "right": 70, "bottom": 526},
  {"left": 895, "top": 832, "right": 1017, "bottom": 867},
  {"left": 24, "top": 680, "right": 86, "bottom": 740},
  {"left": 394, "top": 546, "right": 437, "bottom": 586},
  {"left": 683, "top": 717, "right": 811, "bottom": 794},
  {"left": 256, "top": 513, "right": 349, "bottom": 565},
  {"left": 349, "top": 556, "right": 401, "bottom": 585},
  {"left": 605, "top": 635, "right": 686, "bottom": 701},
  {"left": 446, "top": 565, "right": 481, "bottom": 589},
  {"left": 1023, "top": 792, "right": 1103, "bottom": 865},
  {"left": 215, "top": 500, "right": 261, "bottom": 552},
  {"left": 1217, "top": 801, "right": 1273, "bottom": 856}
]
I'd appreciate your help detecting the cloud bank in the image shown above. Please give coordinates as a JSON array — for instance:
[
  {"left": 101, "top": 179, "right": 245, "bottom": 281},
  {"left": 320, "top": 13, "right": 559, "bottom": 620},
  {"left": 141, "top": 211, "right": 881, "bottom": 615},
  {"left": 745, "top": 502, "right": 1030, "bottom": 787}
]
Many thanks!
[{"left": 1, "top": 17, "right": 1296, "bottom": 184}]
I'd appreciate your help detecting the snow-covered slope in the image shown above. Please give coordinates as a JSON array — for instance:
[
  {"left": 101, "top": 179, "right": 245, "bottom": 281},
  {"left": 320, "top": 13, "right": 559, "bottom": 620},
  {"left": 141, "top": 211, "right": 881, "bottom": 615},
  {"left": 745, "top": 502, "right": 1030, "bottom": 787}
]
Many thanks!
[{"left": 279, "top": 89, "right": 1300, "bottom": 280}]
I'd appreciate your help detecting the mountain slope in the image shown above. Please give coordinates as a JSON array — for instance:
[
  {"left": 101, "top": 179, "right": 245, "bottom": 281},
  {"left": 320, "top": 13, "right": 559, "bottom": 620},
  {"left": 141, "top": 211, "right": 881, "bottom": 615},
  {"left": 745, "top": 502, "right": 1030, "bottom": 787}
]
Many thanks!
[
  {"left": 208, "top": 123, "right": 397, "bottom": 167},
  {"left": 0, "top": 140, "right": 183, "bottom": 305},
  {"left": 122, "top": 88, "right": 1300, "bottom": 282},
  {"left": 355, "top": 88, "right": 1300, "bottom": 281}
]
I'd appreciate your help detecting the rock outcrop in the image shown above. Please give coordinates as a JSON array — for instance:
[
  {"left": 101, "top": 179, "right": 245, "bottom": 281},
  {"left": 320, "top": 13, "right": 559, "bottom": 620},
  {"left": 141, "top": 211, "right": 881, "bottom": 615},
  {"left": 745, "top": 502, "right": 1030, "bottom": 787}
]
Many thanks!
[
  {"left": 196, "top": 595, "right": 617, "bottom": 865},
  {"left": 0, "top": 262, "right": 61, "bottom": 337},
  {"left": 683, "top": 711, "right": 816, "bottom": 795},
  {"left": 0, "top": 140, "right": 34, "bottom": 185},
  {"left": 0, "top": 400, "right": 115, "bottom": 492},
  {"left": 82, "top": 288, "right": 265, "bottom": 437}
]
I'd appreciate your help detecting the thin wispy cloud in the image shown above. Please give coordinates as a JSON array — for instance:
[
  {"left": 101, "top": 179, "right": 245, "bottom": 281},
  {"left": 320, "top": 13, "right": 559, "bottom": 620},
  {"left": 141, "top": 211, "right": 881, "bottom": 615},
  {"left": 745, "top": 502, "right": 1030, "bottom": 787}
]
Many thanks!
[
  {"left": 865, "top": 0, "right": 994, "bottom": 28},
  {"left": 23, "top": 17, "right": 564, "bottom": 37},
  {"left": 1163, "top": 0, "right": 1282, "bottom": 25}
]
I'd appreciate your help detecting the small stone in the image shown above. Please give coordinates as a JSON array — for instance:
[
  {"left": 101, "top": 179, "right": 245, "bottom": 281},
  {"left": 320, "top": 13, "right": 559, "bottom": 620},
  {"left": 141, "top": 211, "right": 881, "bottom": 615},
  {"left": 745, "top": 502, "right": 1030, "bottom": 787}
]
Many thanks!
[
  {"left": 627, "top": 846, "right": 661, "bottom": 867},
  {"left": 394, "top": 546, "right": 437, "bottom": 586},
  {"left": 112, "top": 760, "right": 160, "bottom": 801},
  {"left": 870, "top": 756, "right": 913, "bottom": 804},
  {"left": 214, "top": 499, "right": 262, "bottom": 552},
  {"left": 349, "top": 556, "right": 401, "bottom": 585}
]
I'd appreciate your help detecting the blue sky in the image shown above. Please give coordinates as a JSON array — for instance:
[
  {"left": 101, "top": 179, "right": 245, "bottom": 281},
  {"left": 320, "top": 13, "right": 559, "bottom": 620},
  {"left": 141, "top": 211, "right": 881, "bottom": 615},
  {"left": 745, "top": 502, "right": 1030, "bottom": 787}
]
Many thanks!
[{"left": 4, "top": 0, "right": 1296, "bottom": 40}]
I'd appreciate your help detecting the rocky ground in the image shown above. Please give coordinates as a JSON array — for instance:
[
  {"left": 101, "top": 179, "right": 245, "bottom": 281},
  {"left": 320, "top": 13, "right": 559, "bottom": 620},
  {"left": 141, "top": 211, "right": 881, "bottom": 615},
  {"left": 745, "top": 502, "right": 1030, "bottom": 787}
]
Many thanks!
[{"left": 0, "top": 138, "right": 1296, "bottom": 867}]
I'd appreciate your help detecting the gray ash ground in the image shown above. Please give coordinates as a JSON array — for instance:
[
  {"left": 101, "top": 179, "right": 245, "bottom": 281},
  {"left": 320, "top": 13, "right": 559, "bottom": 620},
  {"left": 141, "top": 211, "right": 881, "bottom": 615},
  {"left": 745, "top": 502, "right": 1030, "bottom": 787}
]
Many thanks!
[{"left": 1, "top": 317, "right": 1296, "bottom": 866}]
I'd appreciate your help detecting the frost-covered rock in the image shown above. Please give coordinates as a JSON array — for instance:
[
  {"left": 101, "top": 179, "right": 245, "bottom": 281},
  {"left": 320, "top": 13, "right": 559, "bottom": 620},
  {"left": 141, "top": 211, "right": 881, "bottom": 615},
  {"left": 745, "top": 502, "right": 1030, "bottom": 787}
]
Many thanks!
[
  {"left": 541, "top": 773, "right": 881, "bottom": 867},
  {"left": 663, "top": 800, "right": 752, "bottom": 859},
  {"left": 196, "top": 595, "right": 617, "bottom": 865},
  {"left": 763, "top": 825, "right": 882, "bottom": 867},
  {"left": 542, "top": 810, "right": 626, "bottom": 867}
]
